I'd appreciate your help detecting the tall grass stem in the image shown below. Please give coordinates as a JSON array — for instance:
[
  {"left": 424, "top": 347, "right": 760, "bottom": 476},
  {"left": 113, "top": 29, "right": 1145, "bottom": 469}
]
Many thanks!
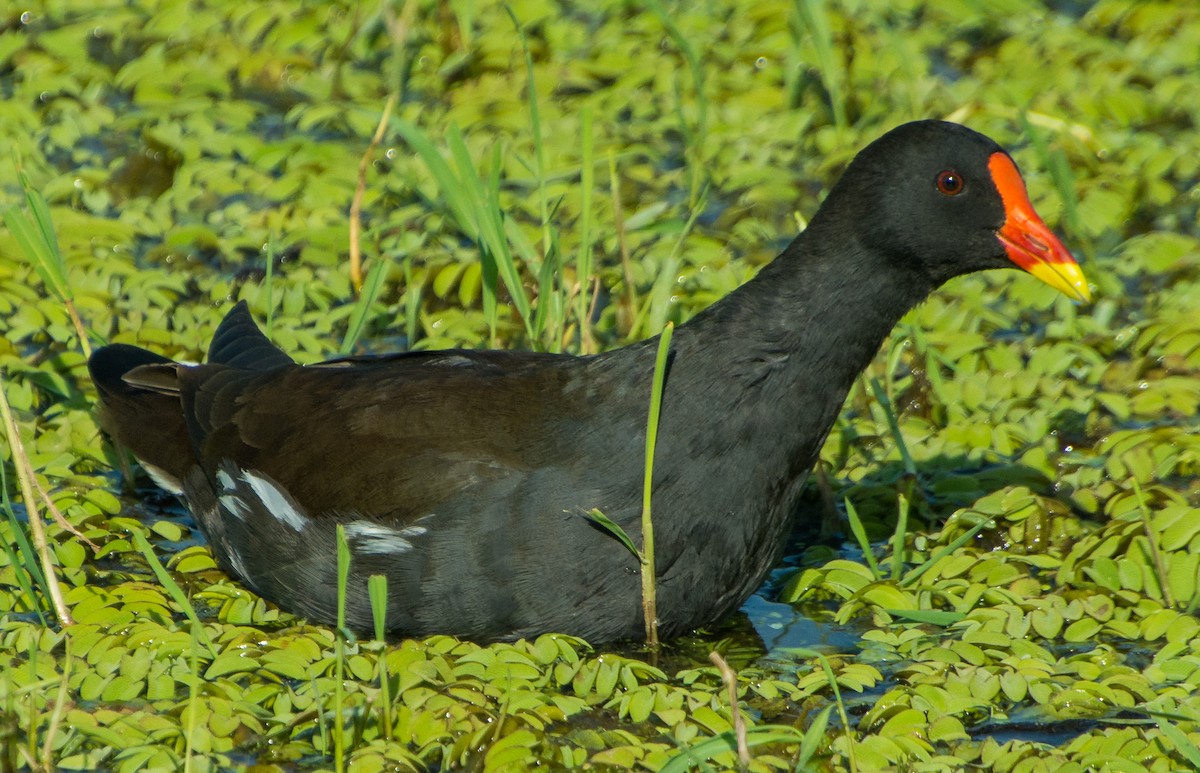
[
  {"left": 793, "top": 0, "right": 847, "bottom": 130},
  {"left": 708, "top": 651, "right": 750, "bottom": 770},
  {"left": 368, "top": 574, "right": 392, "bottom": 740},
  {"left": 350, "top": 95, "right": 398, "bottom": 294},
  {"left": 1131, "top": 477, "right": 1174, "bottom": 608},
  {"left": 4, "top": 171, "right": 94, "bottom": 356},
  {"left": 340, "top": 259, "right": 388, "bottom": 355},
  {"left": 132, "top": 531, "right": 217, "bottom": 657},
  {"left": 0, "top": 374, "right": 72, "bottom": 627},
  {"left": 844, "top": 498, "right": 881, "bottom": 580},
  {"left": 644, "top": 0, "right": 708, "bottom": 206},
  {"left": 576, "top": 107, "right": 596, "bottom": 353},
  {"left": 333, "top": 525, "right": 350, "bottom": 773},
  {"left": 640, "top": 322, "right": 674, "bottom": 648},
  {"left": 638, "top": 191, "right": 707, "bottom": 339},
  {"left": 889, "top": 493, "right": 909, "bottom": 581}
]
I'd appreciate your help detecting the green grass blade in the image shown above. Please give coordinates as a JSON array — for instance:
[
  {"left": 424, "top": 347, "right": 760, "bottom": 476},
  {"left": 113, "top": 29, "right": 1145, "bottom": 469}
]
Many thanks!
[
  {"left": 794, "top": 704, "right": 834, "bottom": 772},
  {"left": 883, "top": 609, "right": 964, "bottom": 626},
  {"left": 485, "top": 154, "right": 537, "bottom": 342},
  {"left": 340, "top": 258, "right": 388, "bottom": 355},
  {"left": 20, "top": 171, "right": 63, "bottom": 262},
  {"left": 450, "top": 127, "right": 535, "bottom": 342},
  {"left": 637, "top": 189, "right": 707, "bottom": 339},
  {"left": 576, "top": 106, "right": 595, "bottom": 353},
  {"left": 502, "top": 204, "right": 550, "bottom": 342},
  {"left": 640, "top": 321, "right": 674, "bottom": 647},
  {"left": 506, "top": 6, "right": 550, "bottom": 260},
  {"left": 844, "top": 497, "right": 881, "bottom": 580},
  {"left": 644, "top": 0, "right": 708, "bottom": 206},
  {"left": 661, "top": 727, "right": 806, "bottom": 773},
  {"left": 264, "top": 232, "right": 277, "bottom": 337},
  {"left": 388, "top": 116, "right": 538, "bottom": 344},
  {"left": 868, "top": 377, "right": 917, "bottom": 477},
  {"left": 333, "top": 525, "right": 349, "bottom": 773},
  {"left": 890, "top": 492, "right": 909, "bottom": 582},
  {"left": 388, "top": 117, "right": 477, "bottom": 235},
  {"left": 478, "top": 140, "right": 503, "bottom": 343},
  {"left": 794, "top": 0, "right": 846, "bottom": 130},
  {"left": 132, "top": 531, "right": 217, "bottom": 657},
  {"left": 901, "top": 514, "right": 996, "bottom": 587},
  {"left": 3, "top": 207, "right": 68, "bottom": 302},
  {"left": 368, "top": 574, "right": 388, "bottom": 640},
  {"left": 4, "top": 172, "right": 98, "bottom": 355},
  {"left": 0, "top": 460, "right": 49, "bottom": 625},
  {"left": 184, "top": 612, "right": 201, "bottom": 773},
  {"left": 403, "top": 255, "right": 421, "bottom": 348},
  {"left": 1131, "top": 476, "right": 1175, "bottom": 608},
  {"left": 0, "top": 377, "right": 55, "bottom": 624},
  {"left": 533, "top": 239, "right": 559, "bottom": 347},
  {"left": 5, "top": 171, "right": 70, "bottom": 301},
  {"left": 783, "top": 647, "right": 857, "bottom": 773},
  {"left": 582, "top": 508, "right": 640, "bottom": 561},
  {"left": 1157, "top": 718, "right": 1200, "bottom": 769},
  {"left": 367, "top": 574, "right": 392, "bottom": 740}
]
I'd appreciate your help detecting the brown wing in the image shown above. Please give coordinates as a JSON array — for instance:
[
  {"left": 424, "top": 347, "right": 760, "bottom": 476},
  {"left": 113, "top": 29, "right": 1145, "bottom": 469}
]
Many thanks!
[{"left": 175, "top": 349, "right": 631, "bottom": 525}]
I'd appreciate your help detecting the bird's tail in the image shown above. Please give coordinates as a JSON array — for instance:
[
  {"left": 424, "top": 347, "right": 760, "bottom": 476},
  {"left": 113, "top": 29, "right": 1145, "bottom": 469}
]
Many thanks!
[{"left": 88, "top": 301, "right": 294, "bottom": 491}]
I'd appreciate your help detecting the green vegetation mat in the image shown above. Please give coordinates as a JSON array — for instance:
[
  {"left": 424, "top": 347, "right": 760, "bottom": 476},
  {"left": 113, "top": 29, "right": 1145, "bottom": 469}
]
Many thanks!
[{"left": 1, "top": 1, "right": 1199, "bottom": 770}]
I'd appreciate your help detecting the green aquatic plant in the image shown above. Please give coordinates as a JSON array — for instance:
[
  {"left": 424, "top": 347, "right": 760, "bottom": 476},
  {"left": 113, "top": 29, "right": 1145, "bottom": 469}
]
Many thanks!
[{"left": 3, "top": 0, "right": 1200, "bottom": 770}]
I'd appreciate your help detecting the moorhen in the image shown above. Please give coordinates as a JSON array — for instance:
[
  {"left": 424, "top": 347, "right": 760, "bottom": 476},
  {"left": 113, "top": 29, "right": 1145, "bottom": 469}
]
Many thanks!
[{"left": 90, "top": 120, "right": 1090, "bottom": 643}]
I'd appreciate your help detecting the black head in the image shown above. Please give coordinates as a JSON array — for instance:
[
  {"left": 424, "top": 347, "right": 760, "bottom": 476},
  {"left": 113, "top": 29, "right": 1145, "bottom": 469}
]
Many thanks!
[{"left": 819, "top": 120, "right": 1089, "bottom": 301}]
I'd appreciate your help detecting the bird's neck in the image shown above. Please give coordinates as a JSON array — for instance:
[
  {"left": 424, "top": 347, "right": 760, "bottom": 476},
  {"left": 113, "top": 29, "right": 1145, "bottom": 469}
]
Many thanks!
[
  {"left": 673, "top": 225, "right": 931, "bottom": 405},
  {"left": 637, "top": 225, "right": 937, "bottom": 609}
]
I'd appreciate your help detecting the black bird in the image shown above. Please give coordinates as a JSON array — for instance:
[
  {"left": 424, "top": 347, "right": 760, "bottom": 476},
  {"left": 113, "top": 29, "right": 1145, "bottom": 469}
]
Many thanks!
[{"left": 90, "top": 120, "right": 1090, "bottom": 643}]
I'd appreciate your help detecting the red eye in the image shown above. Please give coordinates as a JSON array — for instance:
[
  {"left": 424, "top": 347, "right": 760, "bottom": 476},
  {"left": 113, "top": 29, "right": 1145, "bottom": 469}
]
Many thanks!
[{"left": 936, "top": 170, "right": 964, "bottom": 196}]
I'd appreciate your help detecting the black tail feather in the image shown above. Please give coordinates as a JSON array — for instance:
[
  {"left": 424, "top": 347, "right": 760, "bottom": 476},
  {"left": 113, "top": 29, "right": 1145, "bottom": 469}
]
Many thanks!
[{"left": 208, "top": 301, "right": 294, "bottom": 371}]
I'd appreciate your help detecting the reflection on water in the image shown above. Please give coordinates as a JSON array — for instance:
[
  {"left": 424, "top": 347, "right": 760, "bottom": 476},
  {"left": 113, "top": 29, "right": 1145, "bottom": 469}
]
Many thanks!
[{"left": 743, "top": 593, "right": 863, "bottom": 654}]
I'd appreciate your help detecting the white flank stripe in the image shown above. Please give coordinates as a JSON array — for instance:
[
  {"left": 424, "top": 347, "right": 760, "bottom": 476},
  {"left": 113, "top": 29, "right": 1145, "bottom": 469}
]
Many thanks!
[
  {"left": 242, "top": 470, "right": 308, "bottom": 532},
  {"left": 226, "top": 544, "right": 252, "bottom": 584},
  {"left": 215, "top": 467, "right": 236, "bottom": 491},
  {"left": 219, "top": 494, "right": 250, "bottom": 521},
  {"left": 345, "top": 521, "right": 417, "bottom": 555},
  {"left": 142, "top": 463, "right": 183, "bottom": 495}
]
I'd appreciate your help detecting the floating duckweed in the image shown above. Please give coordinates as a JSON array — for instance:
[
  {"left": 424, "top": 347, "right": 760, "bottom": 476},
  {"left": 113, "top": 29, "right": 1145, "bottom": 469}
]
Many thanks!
[{"left": 5, "top": 1, "right": 1200, "bottom": 770}]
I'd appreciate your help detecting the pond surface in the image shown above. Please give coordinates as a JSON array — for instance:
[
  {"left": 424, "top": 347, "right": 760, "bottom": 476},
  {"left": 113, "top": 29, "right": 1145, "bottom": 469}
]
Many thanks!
[{"left": 5, "top": 0, "right": 1200, "bottom": 769}]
